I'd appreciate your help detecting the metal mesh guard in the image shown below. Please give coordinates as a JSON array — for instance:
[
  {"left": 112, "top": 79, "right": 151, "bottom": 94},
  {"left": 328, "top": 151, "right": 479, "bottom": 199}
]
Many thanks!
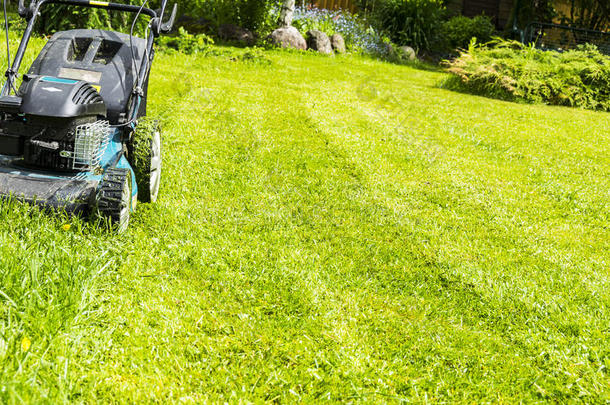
[{"left": 72, "top": 120, "right": 110, "bottom": 170}]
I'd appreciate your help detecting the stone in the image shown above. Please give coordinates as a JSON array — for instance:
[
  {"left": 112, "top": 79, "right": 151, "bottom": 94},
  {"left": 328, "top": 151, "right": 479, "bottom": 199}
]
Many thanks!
[
  {"left": 218, "top": 24, "right": 255, "bottom": 45},
  {"left": 268, "top": 26, "right": 307, "bottom": 50},
  {"left": 398, "top": 46, "right": 416, "bottom": 61},
  {"left": 330, "top": 33, "right": 346, "bottom": 53},
  {"left": 306, "top": 30, "right": 333, "bottom": 54}
]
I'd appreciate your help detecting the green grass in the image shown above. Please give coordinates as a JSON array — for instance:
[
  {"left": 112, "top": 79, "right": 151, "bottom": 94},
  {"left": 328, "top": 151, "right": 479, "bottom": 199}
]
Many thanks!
[{"left": 0, "top": 38, "right": 609, "bottom": 402}]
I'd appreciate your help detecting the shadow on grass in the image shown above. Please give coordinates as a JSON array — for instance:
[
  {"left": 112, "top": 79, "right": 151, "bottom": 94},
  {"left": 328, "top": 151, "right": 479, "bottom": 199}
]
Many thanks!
[
  {"left": 356, "top": 51, "right": 445, "bottom": 72},
  {"left": 390, "top": 58, "right": 444, "bottom": 72}
]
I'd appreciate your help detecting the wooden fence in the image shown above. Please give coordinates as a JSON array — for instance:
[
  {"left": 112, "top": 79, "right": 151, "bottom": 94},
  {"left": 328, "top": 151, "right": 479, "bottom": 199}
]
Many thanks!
[{"left": 312, "top": 0, "right": 358, "bottom": 13}]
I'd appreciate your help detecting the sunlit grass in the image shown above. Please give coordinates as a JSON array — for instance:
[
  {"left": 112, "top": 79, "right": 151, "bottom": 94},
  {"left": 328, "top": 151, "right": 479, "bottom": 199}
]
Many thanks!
[{"left": 0, "top": 39, "right": 608, "bottom": 402}]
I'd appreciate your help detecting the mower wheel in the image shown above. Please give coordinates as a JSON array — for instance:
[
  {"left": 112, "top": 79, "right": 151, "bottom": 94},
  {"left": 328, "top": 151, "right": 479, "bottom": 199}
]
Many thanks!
[
  {"left": 129, "top": 117, "right": 161, "bottom": 203},
  {"left": 97, "top": 168, "right": 133, "bottom": 232}
]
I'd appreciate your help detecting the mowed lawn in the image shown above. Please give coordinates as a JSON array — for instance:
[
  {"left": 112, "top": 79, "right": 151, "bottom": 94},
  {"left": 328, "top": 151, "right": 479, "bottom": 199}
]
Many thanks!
[{"left": 0, "top": 44, "right": 609, "bottom": 403}]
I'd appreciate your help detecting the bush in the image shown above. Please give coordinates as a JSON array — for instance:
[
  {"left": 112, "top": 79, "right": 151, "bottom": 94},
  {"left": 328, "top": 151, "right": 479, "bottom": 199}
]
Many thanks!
[
  {"left": 157, "top": 28, "right": 214, "bottom": 55},
  {"left": 292, "top": 8, "right": 338, "bottom": 37},
  {"left": 440, "top": 15, "right": 495, "bottom": 52},
  {"left": 444, "top": 39, "right": 610, "bottom": 111},
  {"left": 36, "top": 0, "right": 280, "bottom": 37},
  {"left": 372, "top": 0, "right": 445, "bottom": 52},
  {"left": 177, "top": 0, "right": 279, "bottom": 35},
  {"left": 36, "top": 0, "right": 157, "bottom": 34}
]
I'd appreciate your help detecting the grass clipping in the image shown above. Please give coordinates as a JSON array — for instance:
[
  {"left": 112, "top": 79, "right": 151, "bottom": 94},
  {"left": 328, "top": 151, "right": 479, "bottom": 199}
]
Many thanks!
[{"left": 443, "top": 39, "right": 610, "bottom": 111}]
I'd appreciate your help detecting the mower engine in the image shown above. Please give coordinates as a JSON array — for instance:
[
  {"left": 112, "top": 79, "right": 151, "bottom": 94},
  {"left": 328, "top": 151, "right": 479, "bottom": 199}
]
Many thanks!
[{"left": 0, "top": 74, "right": 109, "bottom": 172}]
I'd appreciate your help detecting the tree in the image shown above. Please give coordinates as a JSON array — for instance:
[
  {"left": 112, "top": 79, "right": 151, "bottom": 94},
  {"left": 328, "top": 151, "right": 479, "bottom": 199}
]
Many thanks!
[
  {"left": 560, "top": 0, "right": 609, "bottom": 31},
  {"left": 510, "top": 0, "right": 609, "bottom": 32},
  {"left": 279, "top": 0, "right": 295, "bottom": 27},
  {"left": 510, "top": 0, "right": 556, "bottom": 29}
]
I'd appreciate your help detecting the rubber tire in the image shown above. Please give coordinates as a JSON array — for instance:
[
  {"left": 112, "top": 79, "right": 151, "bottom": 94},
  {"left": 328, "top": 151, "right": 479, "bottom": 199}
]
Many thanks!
[
  {"left": 128, "top": 118, "right": 161, "bottom": 203},
  {"left": 97, "top": 168, "right": 133, "bottom": 232}
]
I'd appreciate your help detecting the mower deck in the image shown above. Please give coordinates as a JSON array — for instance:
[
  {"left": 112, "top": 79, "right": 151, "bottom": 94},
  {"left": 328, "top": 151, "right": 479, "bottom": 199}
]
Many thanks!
[
  {"left": 0, "top": 155, "right": 100, "bottom": 214},
  {"left": 0, "top": 128, "right": 136, "bottom": 215}
]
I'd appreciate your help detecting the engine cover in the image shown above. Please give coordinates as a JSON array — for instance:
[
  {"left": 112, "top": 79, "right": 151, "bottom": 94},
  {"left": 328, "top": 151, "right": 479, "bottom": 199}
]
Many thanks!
[
  {"left": 19, "top": 75, "right": 107, "bottom": 118},
  {"left": 0, "top": 75, "right": 109, "bottom": 172}
]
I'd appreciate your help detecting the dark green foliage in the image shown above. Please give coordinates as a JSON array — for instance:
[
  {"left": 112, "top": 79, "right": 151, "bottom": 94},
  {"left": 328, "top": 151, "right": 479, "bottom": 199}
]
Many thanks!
[
  {"left": 33, "top": 0, "right": 278, "bottom": 37},
  {"left": 157, "top": 28, "right": 214, "bottom": 55},
  {"left": 178, "top": 0, "right": 279, "bottom": 35},
  {"left": 440, "top": 15, "right": 495, "bottom": 51},
  {"left": 510, "top": 0, "right": 555, "bottom": 28},
  {"left": 36, "top": 0, "right": 159, "bottom": 35},
  {"left": 511, "top": 0, "right": 609, "bottom": 32},
  {"left": 558, "top": 0, "right": 609, "bottom": 32},
  {"left": 353, "top": 0, "right": 380, "bottom": 17},
  {"left": 236, "top": 0, "right": 278, "bottom": 33},
  {"left": 444, "top": 39, "right": 610, "bottom": 111},
  {"left": 371, "top": 0, "right": 446, "bottom": 52}
]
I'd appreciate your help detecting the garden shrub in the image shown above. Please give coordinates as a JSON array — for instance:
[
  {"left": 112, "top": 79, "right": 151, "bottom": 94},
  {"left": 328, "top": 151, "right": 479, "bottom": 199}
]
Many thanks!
[
  {"left": 372, "top": 0, "right": 446, "bottom": 52},
  {"left": 36, "top": 0, "right": 280, "bottom": 37},
  {"left": 444, "top": 39, "right": 610, "bottom": 111},
  {"left": 157, "top": 28, "right": 214, "bottom": 55},
  {"left": 183, "top": 0, "right": 279, "bottom": 34},
  {"left": 36, "top": 0, "right": 157, "bottom": 34},
  {"left": 292, "top": 8, "right": 338, "bottom": 37},
  {"left": 353, "top": 0, "right": 378, "bottom": 13},
  {"left": 440, "top": 15, "right": 495, "bottom": 52}
]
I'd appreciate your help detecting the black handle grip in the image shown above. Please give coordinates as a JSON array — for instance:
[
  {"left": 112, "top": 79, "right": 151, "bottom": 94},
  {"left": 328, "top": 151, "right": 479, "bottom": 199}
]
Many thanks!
[
  {"left": 160, "top": 3, "right": 177, "bottom": 34},
  {"left": 18, "top": 0, "right": 36, "bottom": 19},
  {"left": 18, "top": 0, "right": 27, "bottom": 17}
]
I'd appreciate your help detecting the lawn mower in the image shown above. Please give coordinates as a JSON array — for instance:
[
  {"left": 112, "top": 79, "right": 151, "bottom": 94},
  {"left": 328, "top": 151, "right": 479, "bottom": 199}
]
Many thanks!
[{"left": 0, "top": 0, "right": 176, "bottom": 231}]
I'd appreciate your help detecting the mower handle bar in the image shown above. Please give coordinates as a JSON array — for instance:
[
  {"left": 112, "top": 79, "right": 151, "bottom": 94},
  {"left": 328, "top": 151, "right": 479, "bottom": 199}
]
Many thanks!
[
  {"left": 5, "top": 0, "right": 177, "bottom": 98},
  {"left": 159, "top": 3, "right": 177, "bottom": 34},
  {"left": 18, "top": 0, "right": 176, "bottom": 30}
]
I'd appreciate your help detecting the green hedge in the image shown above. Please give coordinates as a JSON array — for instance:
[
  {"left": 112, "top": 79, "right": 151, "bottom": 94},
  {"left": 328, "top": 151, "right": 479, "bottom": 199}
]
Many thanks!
[
  {"left": 183, "top": 0, "right": 278, "bottom": 33},
  {"left": 372, "top": 0, "right": 445, "bottom": 52},
  {"left": 36, "top": 0, "right": 279, "bottom": 34},
  {"left": 36, "top": 0, "right": 161, "bottom": 34},
  {"left": 444, "top": 40, "right": 610, "bottom": 111},
  {"left": 439, "top": 15, "right": 495, "bottom": 52},
  {"left": 35, "top": 0, "right": 279, "bottom": 36}
]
